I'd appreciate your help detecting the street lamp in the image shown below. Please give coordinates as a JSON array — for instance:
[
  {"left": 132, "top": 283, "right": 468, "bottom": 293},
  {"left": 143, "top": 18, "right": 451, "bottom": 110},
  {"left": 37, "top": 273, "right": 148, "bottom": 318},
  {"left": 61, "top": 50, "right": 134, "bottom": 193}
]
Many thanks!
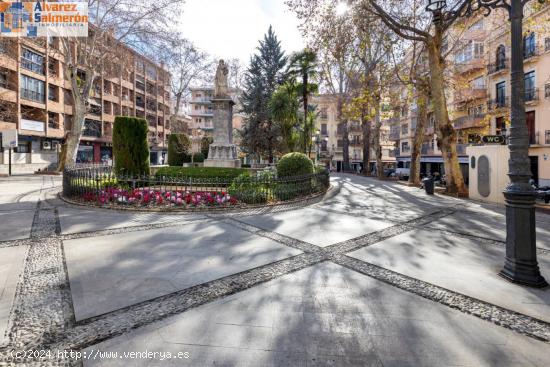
[{"left": 426, "top": 0, "right": 547, "bottom": 287}]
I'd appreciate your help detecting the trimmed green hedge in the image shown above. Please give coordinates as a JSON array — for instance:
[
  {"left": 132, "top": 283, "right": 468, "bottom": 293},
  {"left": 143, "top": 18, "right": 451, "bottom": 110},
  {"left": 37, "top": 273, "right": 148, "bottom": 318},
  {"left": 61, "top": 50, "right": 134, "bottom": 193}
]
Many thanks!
[
  {"left": 155, "top": 166, "right": 247, "bottom": 179},
  {"left": 228, "top": 172, "right": 268, "bottom": 204},
  {"left": 277, "top": 152, "right": 314, "bottom": 177},
  {"left": 113, "top": 116, "right": 150, "bottom": 176}
]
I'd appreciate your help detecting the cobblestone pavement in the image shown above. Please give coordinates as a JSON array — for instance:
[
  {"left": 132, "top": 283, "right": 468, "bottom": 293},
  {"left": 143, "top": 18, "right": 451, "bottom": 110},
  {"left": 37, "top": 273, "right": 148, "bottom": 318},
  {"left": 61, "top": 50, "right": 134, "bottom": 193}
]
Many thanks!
[{"left": 0, "top": 174, "right": 549, "bottom": 366}]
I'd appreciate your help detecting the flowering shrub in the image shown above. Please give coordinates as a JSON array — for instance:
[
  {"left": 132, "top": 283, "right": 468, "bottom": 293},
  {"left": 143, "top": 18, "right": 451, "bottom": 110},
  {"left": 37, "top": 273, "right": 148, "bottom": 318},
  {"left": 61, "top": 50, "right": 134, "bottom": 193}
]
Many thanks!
[{"left": 82, "top": 188, "right": 238, "bottom": 208}]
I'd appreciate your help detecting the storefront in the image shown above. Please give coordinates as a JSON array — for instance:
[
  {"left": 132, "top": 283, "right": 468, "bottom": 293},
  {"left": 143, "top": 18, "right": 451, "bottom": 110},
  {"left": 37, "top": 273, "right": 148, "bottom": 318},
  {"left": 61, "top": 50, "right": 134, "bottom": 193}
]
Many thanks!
[{"left": 77, "top": 142, "right": 113, "bottom": 164}]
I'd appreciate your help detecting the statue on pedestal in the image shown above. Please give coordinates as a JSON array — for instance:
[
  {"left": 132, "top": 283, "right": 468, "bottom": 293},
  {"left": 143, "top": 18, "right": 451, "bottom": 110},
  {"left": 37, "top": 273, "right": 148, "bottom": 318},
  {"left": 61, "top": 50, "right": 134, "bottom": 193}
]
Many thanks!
[
  {"left": 214, "top": 60, "right": 229, "bottom": 97},
  {"left": 204, "top": 59, "right": 241, "bottom": 168}
]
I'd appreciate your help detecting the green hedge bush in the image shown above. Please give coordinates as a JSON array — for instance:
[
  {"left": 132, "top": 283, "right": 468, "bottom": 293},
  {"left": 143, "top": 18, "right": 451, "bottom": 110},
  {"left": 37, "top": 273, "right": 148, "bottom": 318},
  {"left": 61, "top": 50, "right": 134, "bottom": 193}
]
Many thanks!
[
  {"left": 228, "top": 172, "right": 268, "bottom": 204},
  {"left": 113, "top": 116, "right": 150, "bottom": 176},
  {"left": 192, "top": 153, "right": 205, "bottom": 163},
  {"left": 155, "top": 166, "right": 247, "bottom": 179},
  {"left": 276, "top": 152, "right": 314, "bottom": 177}
]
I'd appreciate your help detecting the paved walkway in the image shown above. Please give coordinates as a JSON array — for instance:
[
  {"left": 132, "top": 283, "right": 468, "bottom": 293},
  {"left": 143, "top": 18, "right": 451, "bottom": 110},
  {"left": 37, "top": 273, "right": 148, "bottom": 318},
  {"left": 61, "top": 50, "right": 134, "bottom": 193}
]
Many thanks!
[{"left": 0, "top": 174, "right": 549, "bottom": 366}]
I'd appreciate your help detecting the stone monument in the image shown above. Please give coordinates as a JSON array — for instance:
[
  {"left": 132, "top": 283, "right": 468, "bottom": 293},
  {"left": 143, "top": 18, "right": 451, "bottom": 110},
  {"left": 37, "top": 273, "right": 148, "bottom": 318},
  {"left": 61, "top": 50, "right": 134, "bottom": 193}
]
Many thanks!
[{"left": 204, "top": 60, "right": 241, "bottom": 168}]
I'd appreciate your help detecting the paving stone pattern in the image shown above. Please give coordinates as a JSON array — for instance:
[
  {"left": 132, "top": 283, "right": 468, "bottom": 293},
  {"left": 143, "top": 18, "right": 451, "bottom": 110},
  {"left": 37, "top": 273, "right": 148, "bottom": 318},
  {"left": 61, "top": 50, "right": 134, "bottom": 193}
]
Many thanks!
[{"left": 0, "top": 175, "right": 549, "bottom": 366}]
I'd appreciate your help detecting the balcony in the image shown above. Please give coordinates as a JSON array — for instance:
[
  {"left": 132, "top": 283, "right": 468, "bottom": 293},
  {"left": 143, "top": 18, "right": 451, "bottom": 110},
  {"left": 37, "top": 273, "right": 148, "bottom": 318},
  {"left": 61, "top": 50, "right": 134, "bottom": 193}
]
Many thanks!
[
  {"left": 421, "top": 143, "right": 434, "bottom": 155},
  {"left": 525, "top": 88, "right": 539, "bottom": 104},
  {"left": 487, "top": 97, "right": 510, "bottom": 110},
  {"left": 524, "top": 46, "right": 541, "bottom": 62},
  {"left": 455, "top": 57, "right": 485, "bottom": 74},
  {"left": 454, "top": 87, "right": 487, "bottom": 104},
  {"left": 453, "top": 114, "right": 486, "bottom": 129},
  {"left": 487, "top": 59, "right": 509, "bottom": 75}
]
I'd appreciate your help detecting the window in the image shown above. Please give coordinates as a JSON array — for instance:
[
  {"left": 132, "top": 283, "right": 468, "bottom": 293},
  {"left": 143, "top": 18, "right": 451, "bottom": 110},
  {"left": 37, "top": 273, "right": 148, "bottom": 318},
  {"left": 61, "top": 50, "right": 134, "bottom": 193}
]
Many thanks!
[
  {"left": 48, "top": 59, "right": 57, "bottom": 76},
  {"left": 0, "top": 70, "right": 7, "bottom": 89},
  {"left": 546, "top": 37, "right": 550, "bottom": 52},
  {"left": 496, "top": 45, "right": 506, "bottom": 70},
  {"left": 20, "top": 75, "right": 45, "bottom": 102},
  {"left": 321, "top": 123, "right": 328, "bottom": 135},
  {"left": 468, "top": 104, "right": 484, "bottom": 116},
  {"left": 545, "top": 83, "right": 550, "bottom": 98},
  {"left": 48, "top": 84, "right": 57, "bottom": 101},
  {"left": 496, "top": 116, "right": 506, "bottom": 136},
  {"left": 21, "top": 48, "right": 44, "bottom": 74},
  {"left": 15, "top": 142, "right": 30, "bottom": 153},
  {"left": 472, "top": 76, "right": 486, "bottom": 90},
  {"left": 48, "top": 112, "right": 58, "bottom": 129},
  {"left": 525, "top": 79, "right": 539, "bottom": 102},
  {"left": 320, "top": 108, "right": 328, "bottom": 119},
  {"left": 83, "top": 119, "right": 101, "bottom": 137},
  {"left": 145, "top": 65, "right": 157, "bottom": 79},
  {"left": 401, "top": 142, "right": 410, "bottom": 153},
  {"left": 401, "top": 124, "right": 409, "bottom": 135},
  {"left": 523, "top": 32, "right": 536, "bottom": 58},
  {"left": 545, "top": 131, "right": 550, "bottom": 145},
  {"left": 496, "top": 81, "right": 506, "bottom": 107}
]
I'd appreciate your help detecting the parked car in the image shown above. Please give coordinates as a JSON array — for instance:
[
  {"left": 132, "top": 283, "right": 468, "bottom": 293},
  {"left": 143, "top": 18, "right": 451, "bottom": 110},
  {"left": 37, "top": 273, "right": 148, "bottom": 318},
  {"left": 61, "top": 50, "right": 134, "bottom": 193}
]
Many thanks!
[{"left": 395, "top": 168, "right": 410, "bottom": 180}]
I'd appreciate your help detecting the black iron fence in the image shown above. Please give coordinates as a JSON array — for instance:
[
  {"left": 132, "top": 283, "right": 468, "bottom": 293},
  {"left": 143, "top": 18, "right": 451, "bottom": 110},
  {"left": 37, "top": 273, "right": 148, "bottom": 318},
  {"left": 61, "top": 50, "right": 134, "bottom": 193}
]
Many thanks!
[{"left": 62, "top": 164, "right": 330, "bottom": 210}]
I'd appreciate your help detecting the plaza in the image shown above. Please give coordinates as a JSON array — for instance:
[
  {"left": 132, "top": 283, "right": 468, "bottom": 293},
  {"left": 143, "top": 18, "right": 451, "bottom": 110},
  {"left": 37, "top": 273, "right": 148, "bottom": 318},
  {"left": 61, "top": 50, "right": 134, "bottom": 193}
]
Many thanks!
[{"left": 0, "top": 173, "right": 549, "bottom": 366}]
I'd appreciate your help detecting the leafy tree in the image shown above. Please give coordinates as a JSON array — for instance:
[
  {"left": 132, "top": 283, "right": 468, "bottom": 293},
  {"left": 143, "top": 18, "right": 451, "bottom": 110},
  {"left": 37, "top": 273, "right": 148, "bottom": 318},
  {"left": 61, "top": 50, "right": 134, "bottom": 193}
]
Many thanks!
[
  {"left": 364, "top": 0, "right": 468, "bottom": 194},
  {"left": 113, "top": 117, "right": 150, "bottom": 176},
  {"left": 269, "top": 81, "right": 301, "bottom": 153},
  {"left": 288, "top": 49, "right": 319, "bottom": 152},
  {"left": 56, "top": 0, "right": 184, "bottom": 170},
  {"left": 241, "top": 26, "right": 287, "bottom": 163}
]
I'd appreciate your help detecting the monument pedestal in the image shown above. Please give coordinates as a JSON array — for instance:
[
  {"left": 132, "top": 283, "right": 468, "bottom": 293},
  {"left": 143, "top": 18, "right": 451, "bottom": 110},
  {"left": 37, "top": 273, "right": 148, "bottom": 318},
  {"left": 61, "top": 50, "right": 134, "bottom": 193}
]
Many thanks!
[
  {"left": 204, "top": 144, "right": 241, "bottom": 168},
  {"left": 204, "top": 97, "right": 241, "bottom": 168}
]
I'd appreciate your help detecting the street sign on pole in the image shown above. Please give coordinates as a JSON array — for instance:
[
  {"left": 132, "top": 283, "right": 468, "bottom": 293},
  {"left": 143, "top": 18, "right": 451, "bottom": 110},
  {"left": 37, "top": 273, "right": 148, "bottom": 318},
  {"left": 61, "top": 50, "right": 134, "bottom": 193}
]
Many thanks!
[
  {"left": 1, "top": 130, "right": 18, "bottom": 176},
  {"left": 1, "top": 129, "right": 18, "bottom": 149}
]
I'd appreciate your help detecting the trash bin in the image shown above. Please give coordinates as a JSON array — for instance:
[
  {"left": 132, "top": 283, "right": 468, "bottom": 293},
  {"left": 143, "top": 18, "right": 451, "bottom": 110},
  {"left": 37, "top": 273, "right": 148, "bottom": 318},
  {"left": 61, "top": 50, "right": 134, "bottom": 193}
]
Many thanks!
[{"left": 422, "top": 177, "right": 434, "bottom": 195}]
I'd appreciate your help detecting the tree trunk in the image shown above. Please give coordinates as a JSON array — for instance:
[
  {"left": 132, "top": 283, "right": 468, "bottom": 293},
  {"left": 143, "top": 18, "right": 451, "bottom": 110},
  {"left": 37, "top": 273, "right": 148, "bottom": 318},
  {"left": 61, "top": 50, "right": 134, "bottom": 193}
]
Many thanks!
[
  {"left": 61, "top": 100, "right": 86, "bottom": 168},
  {"left": 59, "top": 65, "right": 94, "bottom": 170},
  {"left": 409, "top": 84, "right": 429, "bottom": 185},
  {"left": 372, "top": 103, "right": 383, "bottom": 179},
  {"left": 362, "top": 109, "right": 371, "bottom": 176},
  {"left": 303, "top": 73, "right": 309, "bottom": 154},
  {"left": 337, "top": 97, "right": 350, "bottom": 172},
  {"left": 427, "top": 36, "right": 466, "bottom": 194},
  {"left": 267, "top": 118, "right": 274, "bottom": 164}
]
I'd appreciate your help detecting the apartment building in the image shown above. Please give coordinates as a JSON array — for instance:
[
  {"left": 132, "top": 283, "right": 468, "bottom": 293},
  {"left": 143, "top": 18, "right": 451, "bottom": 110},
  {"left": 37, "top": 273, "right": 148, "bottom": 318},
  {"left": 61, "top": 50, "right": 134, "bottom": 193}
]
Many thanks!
[
  {"left": 389, "top": 4, "right": 550, "bottom": 186},
  {"left": 0, "top": 35, "right": 171, "bottom": 174},
  {"left": 313, "top": 94, "right": 396, "bottom": 173}
]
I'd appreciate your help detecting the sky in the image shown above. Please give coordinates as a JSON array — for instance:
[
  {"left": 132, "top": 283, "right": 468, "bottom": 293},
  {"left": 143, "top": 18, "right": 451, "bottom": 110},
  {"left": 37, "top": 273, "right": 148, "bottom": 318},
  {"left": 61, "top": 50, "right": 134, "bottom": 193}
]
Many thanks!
[{"left": 178, "top": 0, "right": 305, "bottom": 64}]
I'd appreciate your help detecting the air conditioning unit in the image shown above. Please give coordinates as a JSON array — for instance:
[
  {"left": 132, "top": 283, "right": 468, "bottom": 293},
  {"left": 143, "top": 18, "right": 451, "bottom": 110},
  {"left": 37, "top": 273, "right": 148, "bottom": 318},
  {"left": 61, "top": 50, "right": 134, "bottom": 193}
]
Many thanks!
[{"left": 42, "top": 141, "right": 52, "bottom": 150}]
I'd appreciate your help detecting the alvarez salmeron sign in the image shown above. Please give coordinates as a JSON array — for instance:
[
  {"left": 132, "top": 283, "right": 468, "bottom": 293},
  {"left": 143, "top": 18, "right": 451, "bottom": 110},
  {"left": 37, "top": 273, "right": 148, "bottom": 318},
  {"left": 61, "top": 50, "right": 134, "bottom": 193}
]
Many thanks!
[{"left": 0, "top": 1, "right": 88, "bottom": 38}]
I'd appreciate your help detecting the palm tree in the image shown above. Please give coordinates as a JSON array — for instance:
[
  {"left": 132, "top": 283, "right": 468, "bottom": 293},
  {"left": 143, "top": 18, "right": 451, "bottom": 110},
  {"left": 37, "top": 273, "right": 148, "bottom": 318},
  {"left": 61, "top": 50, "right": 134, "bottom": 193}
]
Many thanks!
[
  {"left": 288, "top": 49, "right": 318, "bottom": 153},
  {"left": 269, "top": 81, "right": 300, "bottom": 153}
]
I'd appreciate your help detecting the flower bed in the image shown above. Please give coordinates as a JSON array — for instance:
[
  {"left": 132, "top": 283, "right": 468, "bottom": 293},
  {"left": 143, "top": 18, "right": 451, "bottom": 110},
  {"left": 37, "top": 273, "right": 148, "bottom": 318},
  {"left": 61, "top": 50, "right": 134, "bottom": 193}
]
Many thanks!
[
  {"left": 62, "top": 164, "right": 330, "bottom": 210},
  {"left": 83, "top": 188, "right": 238, "bottom": 208}
]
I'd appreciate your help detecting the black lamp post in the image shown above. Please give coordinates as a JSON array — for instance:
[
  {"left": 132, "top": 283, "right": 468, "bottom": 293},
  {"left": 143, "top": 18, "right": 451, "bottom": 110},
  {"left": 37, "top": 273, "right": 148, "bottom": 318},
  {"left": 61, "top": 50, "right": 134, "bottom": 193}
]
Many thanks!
[{"left": 426, "top": 0, "right": 547, "bottom": 287}]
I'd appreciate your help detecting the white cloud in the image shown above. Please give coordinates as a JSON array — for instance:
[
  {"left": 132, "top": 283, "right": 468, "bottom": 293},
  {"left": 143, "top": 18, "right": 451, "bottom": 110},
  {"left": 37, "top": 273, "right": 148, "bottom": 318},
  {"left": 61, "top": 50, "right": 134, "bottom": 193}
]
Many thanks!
[{"left": 178, "top": 0, "right": 304, "bottom": 63}]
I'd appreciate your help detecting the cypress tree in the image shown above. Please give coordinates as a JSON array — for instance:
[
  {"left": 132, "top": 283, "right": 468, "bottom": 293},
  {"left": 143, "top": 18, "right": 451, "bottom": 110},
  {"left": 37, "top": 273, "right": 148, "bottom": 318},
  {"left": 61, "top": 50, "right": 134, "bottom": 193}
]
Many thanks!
[
  {"left": 241, "top": 26, "right": 287, "bottom": 163},
  {"left": 112, "top": 116, "right": 150, "bottom": 176}
]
